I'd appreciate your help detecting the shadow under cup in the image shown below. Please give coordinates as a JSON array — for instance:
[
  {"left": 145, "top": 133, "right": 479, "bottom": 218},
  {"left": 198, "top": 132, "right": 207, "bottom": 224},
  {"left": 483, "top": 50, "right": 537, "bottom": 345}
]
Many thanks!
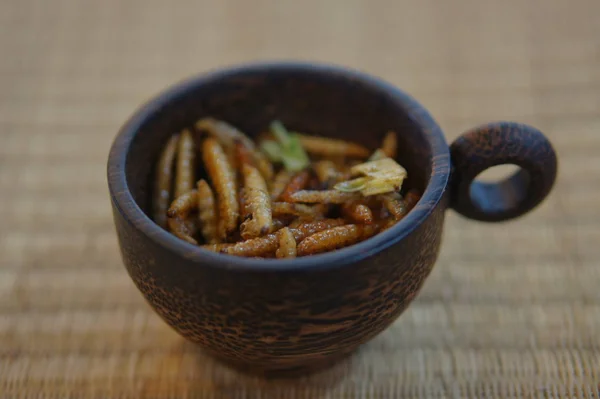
[{"left": 109, "top": 63, "right": 454, "bottom": 375}]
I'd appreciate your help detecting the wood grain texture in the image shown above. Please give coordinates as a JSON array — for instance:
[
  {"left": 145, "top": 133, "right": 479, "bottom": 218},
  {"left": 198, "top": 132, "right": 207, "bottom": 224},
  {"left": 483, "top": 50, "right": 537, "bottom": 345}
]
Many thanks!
[{"left": 1, "top": 0, "right": 600, "bottom": 397}]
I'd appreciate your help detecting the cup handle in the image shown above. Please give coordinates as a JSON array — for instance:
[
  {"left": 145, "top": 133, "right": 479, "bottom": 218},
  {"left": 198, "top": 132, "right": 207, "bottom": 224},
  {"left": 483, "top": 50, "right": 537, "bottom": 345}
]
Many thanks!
[{"left": 449, "top": 122, "right": 558, "bottom": 222}]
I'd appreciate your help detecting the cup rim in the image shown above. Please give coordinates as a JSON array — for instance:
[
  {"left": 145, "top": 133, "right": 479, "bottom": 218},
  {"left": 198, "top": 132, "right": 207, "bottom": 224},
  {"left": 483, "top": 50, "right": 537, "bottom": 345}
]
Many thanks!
[{"left": 108, "top": 61, "right": 451, "bottom": 272}]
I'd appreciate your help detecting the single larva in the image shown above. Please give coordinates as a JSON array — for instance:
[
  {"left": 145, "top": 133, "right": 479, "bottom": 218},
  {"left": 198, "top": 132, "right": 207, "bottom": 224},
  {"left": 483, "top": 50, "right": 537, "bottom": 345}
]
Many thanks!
[
  {"left": 341, "top": 202, "right": 374, "bottom": 224},
  {"left": 234, "top": 139, "right": 254, "bottom": 169},
  {"left": 296, "top": 224, "right": 378, "bottom": 256},
  {"left": 167, "top": 217, "right": 198, "bottom": 246},
  {"left": 183, "top": 218, "right": 199, "bottom": 237},
  {"left": 291, "top": 218, "right": 346, "bottom": 241},
  {"left": 379, "top": 192, "right": 406, "bottom": 220},
  {"left": 202, "top": 137, "right": 239, "bottom": 241},
  {"left": 272, "top": 202, "right": 324, "bottom": 219},
  {"left": 219, "top": 233, "right": 279, "bottom": 257},
  {"left": 287, "top": 190, "right": 362, "bottom": 204},
  {"left": 381, "top": 131, "right": 398, "bottom": 159},
  {"left": 167, "top": 189, "right": 198, "bottom": 218},
  {"left": 240, "top": 164, "right": 272, "bottom": 239},
  {"left": 239, "top": 187, "right": 248, "bottom": 219},
  {"left": 196, "top": 117, "right": 274, "bottom": 181},
  {"left": 296, "top": 134, "right": 370, "bottom": 158},
  {"left": 404, "top": 189, "right": 421, "bottom": 211},
  {"left": 152, "top": 134, "right": 179, "bottom": 228},
  {"left": 276, "top": 227, "right": 297, "bottom": 258},
  {"left": 280, "top": 170, "right": 310, "bottom": 202},
  {"left": 270, "top": 169, "right": 292, "bottom": 200},
  {"left": 201, "top": 243, "right": 234, "bottom": 252},
  {"left": 312, "top": 160, "right": 344, "bottom": 188},
  {"left": 166, "top": 189, "right": 199, "bottom": 245},
  {"left": 175, "top": 129, "right": 196, "bottom": 199},
  {"left": 271, "top": 218, "right": 291, "bottom": 232},
  {"left": 197, "top": 179, "right": 219, "bottom": 244}
]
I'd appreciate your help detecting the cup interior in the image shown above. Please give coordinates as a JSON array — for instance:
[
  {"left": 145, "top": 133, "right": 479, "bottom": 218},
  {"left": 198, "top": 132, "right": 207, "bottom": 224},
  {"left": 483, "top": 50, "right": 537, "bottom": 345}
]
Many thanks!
[{"left": 121, "top": 64, "right": 442, "bottom": 221}]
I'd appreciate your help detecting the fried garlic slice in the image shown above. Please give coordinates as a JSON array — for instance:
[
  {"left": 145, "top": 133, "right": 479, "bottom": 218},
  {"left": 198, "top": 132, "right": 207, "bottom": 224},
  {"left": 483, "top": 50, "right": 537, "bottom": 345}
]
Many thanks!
[{"left": 334, "top": 157, "right": 407, "bottom": 196}]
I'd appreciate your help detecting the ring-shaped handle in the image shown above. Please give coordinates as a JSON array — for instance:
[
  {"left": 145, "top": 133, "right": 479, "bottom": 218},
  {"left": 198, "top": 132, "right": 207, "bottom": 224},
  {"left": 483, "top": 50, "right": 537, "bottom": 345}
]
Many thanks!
[{"left": 449, "top": 122, "right": 558, "bottom": 222}]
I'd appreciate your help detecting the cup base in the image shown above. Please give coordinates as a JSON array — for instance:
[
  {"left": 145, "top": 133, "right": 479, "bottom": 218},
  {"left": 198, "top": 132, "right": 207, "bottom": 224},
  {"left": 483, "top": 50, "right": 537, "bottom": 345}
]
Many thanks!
[{"left": 206, "top": 349, "right": 356, "bottom": 379}]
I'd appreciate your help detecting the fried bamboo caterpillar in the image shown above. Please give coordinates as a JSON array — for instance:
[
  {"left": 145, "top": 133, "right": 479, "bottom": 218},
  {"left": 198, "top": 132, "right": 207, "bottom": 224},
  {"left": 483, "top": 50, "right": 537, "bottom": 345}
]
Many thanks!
[
  {"left": 379, "top": 190, "right": 421, "bottom": 230},
  {"left": 201, "top": 243, "right": 234, "bottom": 252},
  {"left": 167, "top": 189, "right": 198, "bottom": 218},
  {"left": 234, "top": 139, "right": 254, "bottom": 169},
  {"left": 152, "top": 134, "right": 179, "bottom": 228},
  {"left": 197, "top": 179, "right": 219, "bottom": 244},
  {"left": 221, "top": 219, "right": 344, "bottom": 257},
  {"left": 219, "top": 233, "right": 279, "bottom": 257},
  {"left": 175, "top": 129, "right": 196, "bottom": 198},
  {"left": 226, "top": 145, "right": 239, "bottom": 184},
  {"left": 276, "top": 227, "right": 297, "bottom": 258},
  {"left": 297, "top": 224, "right": 378, "bottom": 256},
  {"left": 280, "top": 170, "right": 311, "bottom": 202},
  {"left": 312, "top": 160, "right": 344, "bottom": 188},
  {"left": 341, "top": 202, "right": 374, "bottom": 224},
  {"left": 292, "top": 219, "right": 345, "bottom": 241},
  {"left": 238, "top": 187, "right": 248, "bottom": 219},
  {"left": 287, "top": 190, "right": 362, "bottom": 204},
  {"left": 404, "top": 189, "right": 421, "bottom": 211},
  {"left": 288, "top": 219, "right": 304, "bottom": 229},
  {"left": 196, "top": 117, "right": 273, "bottom": 181},
  {"left": 166, "top": 190, "right": 200, "bottom": 245},
  {"left": 240, "top": 164, "right": 272, "bottom": 239},
  {"left": 381, "top": 131, "right": 397, "bottom": 159},
  {"left": 152, "top": 119, "right": 416, "bottom": 258},
  {"left": 202, "top": 137, "right": 239, "bottom": 241},
  {"left": 295, "top": 134, "right": 370, "bottom": 158},
  {"left": 379, "top": 192, "right": 407, "bottom": 220},
  {"left": 167, "top": 217, "right": 199, "bottom": 246},
  {"left": 271, "top": 218, "right": 290, "bottom": 232},
  {"left": 270, "top": 170, "right": 292, "bottom": 200},
  {"left": 183, "top": 218, "right": 199, "bottom": 236},
  {"left": 272, "top": 202, "right": 325, "bottom": 219}
]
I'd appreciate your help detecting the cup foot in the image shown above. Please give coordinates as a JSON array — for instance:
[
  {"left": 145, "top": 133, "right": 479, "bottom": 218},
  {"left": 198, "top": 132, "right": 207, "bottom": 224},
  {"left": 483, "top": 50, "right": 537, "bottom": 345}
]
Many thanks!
[{"left": 205, "top": 349, "right": 356, "bottom": 379}]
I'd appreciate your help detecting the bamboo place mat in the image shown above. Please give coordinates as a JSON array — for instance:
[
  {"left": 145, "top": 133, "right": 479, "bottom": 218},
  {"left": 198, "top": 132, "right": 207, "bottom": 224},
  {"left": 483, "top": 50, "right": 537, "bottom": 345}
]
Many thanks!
[{"left": 1, "top": 0, "right": 599, "bottom": 397}]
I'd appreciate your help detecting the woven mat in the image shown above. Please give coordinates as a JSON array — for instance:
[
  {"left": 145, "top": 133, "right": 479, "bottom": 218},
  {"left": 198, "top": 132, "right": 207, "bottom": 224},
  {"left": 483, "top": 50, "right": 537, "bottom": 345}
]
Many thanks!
[{"left": 1, "top": 0, "right": 599, "bottom": 397}]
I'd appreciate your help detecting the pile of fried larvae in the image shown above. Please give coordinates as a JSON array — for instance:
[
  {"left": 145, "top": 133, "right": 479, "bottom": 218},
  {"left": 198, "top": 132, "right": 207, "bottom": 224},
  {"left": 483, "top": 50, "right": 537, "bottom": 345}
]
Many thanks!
[{"left": 152, "top": 117, "right": 421, "bottom": 259}]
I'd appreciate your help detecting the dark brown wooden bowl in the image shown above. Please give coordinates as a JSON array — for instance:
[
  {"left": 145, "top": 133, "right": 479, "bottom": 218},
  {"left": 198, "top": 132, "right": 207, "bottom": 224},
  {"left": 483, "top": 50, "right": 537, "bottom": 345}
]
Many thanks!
[{"left": 107, "top": 62, "right": 557, "bottom": 375}]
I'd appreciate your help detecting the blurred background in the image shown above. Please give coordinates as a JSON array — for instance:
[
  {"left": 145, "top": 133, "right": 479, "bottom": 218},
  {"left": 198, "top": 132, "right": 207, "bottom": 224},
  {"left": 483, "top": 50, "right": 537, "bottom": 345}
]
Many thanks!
[{"left": 1, "top": 0, "right": 599, "bottom": 397}]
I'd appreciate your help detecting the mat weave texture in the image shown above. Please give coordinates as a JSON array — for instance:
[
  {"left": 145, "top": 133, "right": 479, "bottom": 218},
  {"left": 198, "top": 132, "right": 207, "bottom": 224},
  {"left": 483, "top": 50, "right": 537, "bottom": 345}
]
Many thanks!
[{"left": 1, "top": 0, "right": 599, "bottom": 397}]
